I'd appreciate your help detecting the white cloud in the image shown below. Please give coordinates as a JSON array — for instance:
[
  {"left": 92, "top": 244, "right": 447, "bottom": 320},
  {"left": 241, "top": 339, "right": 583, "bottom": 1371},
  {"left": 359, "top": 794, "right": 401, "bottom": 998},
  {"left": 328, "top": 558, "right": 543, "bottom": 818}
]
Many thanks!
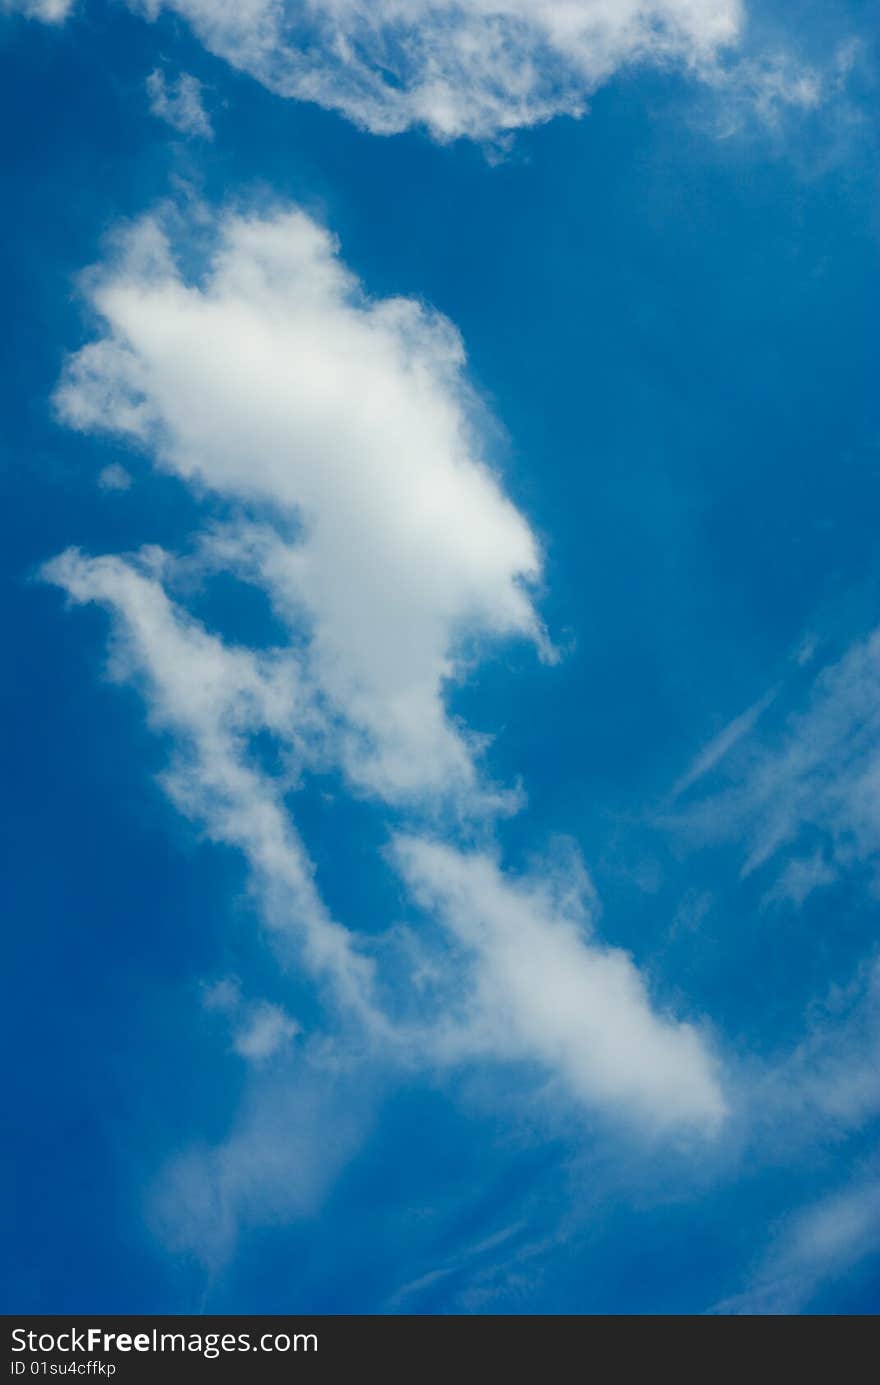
[
  {"left": 713, "top": 1169, "right": 880, "bottom": 1314},
  {"left": 42, "top": 547, "right": 381, "bottom": 1021},
  {"left": 1, "top": 0, "right": 74, "bottom": 21},
  {"left": 384, "top": 1219, "right": 528, "bottom": 1312},
  {"left": 4, "top": 1, "right": 832, "bottom": 141},
  {"left": 53, "top": 205, "right": 547, "bottom": 810},
  {"left": 699, "top": 48, "right": 825, "bottom": 139},
  {"left": 46, "top": 199, "right": 726, "bottom": 1161},
  {"left": 394, "top": 835, "right": 727, "bottom": 1133},
  {"left": 134, "top": 0, "right": 826, "bottom": 142},
  {"left": 146, "top": 68, "right": 213, "bottom": 138},
  {"left": 97, "top": 462, "right": 132, "bottom": 491}
]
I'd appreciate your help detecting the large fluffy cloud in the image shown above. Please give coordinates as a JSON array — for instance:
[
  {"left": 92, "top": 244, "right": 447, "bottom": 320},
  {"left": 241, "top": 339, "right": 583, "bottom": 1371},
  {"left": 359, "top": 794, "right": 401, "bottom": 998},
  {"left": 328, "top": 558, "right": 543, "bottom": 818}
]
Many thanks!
[
  {"left": 138, "top": 0, "right": 745, "bottom": 139},
  {"left": 47, "top": 200, "right": 725, "bottom": 1139},
  {"left": 54, "top": 208, "right": 546, "bottom": 809}
]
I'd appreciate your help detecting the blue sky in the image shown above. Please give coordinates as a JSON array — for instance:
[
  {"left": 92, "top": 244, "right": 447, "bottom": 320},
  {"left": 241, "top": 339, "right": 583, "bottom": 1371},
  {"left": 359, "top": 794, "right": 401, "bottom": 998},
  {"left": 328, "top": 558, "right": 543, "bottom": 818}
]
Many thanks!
[{"left": 2, "top": 0, "right": 879, "bottom": 1315}]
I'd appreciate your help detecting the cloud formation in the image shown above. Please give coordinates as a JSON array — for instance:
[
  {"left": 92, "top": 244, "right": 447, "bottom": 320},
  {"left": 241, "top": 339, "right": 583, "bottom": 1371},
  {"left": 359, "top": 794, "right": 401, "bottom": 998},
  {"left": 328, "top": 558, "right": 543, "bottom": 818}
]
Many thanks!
[
  {"left": 46, "top": 200, "right": 726, "bottom": 1175},
  {"left": 671, "top": 684, "right": 778, "bottom": 799},
  {"left": 54, "top": 208, "right": 546, "bottom": 809},
  {"left": 714, "top": 1169, "right": 880, "bottom": 1313},
  {"left": 137, "top": 0, "right": 746, "bottom": 140},
  {"left": 671, "top": 629, "right": 880, "bottom": 899},
  {"left": 153, "top": 1054, "right": 374, "bottom": 1265},
  {"left": 1, "top": 0, "right": 73, "bottom": 21},
  {"left": 146, "top": 68, "right": 213, "bottom": 138},
  {"left": 396, "top": 835, "right": 727, "bottom": 1131},
  {"left": 10, "top": 0, "right": 828, "bottom": 143},
  {"left": 202, "top": 977, "right": 302, "bottom": 1061},
  {"left": 97, "top": 461, "right": 132, "bottom": 491},
  {"left": 44, "top": 547, "right": 380, "bottom": 1019},
  {"left": 752, "top": 957, "right": 880, "bottom": 1141}
]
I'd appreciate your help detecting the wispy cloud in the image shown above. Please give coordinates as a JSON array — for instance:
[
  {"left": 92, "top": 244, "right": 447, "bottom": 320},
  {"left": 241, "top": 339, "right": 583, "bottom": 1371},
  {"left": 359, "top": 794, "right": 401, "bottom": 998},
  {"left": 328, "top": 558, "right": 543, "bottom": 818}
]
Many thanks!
[
  {"left": 384, "top": 1219, "right": 529, "bottom": 1312},
  {"left": 53, "top": 206, "right": 547, "bottom": 811},
  {"left": 97, "top": 461, "right": 132, "bottom": 492},
  {"left": 761, "top": 849, "right": 836, "bottom": 910},
  {"left": 713, "top": 1167, "right": 880, "bottom": 1314},
  {"left": 146, "top": 68, "right": 213, "bottom": 139},
  {"left": 151, "top": 1048, "right": 376, "bottom": 1268},
  {"left": 750, "top": 956, "right": 880, "bottom": 1143},
  {"left": 395, "top": 835, "right": 727, "bottom": 1132},
  {"left": 202, "top": 977, "right": 301, "bottom": 1062},
  {"left": 138, "top": 0, "right": 744, "bottom": 140},
  {"left": 671, "top": 684, "right": 779, "bottom": 800},
  {"left": 10, "top": 1, "right": 842, "bottom": 145},
  {"left": 131, "top": 0, "right": 832, "bottom": 144},
  {"left": 668, "top": 628, "right": 880, "bottom": 898},
  {"left": 43, "top": 547, "right": 381, "bottom": 1022},
  {"left": 1, "top": 0, "right": 74, "bottom": 22}
]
